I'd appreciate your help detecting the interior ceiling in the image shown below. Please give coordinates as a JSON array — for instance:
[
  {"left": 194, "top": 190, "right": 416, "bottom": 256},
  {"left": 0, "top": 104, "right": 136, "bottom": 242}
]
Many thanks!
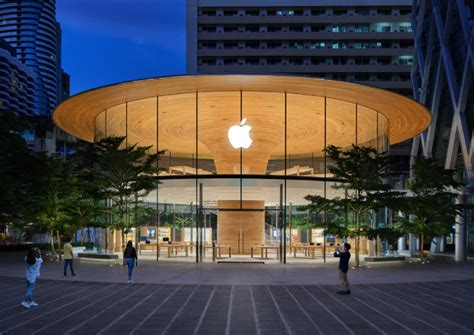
[
  {"left": 54, "top": 75, "right": 432, "bottom": 149},
  {"left": 96, "top": 92, "right": 384, "bottom": 157}
]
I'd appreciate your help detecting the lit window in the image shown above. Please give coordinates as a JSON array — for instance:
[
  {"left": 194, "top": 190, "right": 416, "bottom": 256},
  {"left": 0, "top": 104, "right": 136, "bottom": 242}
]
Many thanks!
[
  {"left": 355, "top": 24, "right": 370, "bottom": 32},
  {"left": 310, "top": 41, "right": 325, "bottom": 49},
  {"left": 399, "top": 23, "right": 412, "bottom": 32},
  {"left": 399, "top": 56, "right": 413, "bottom": 65},
  {"left": 332, "top": 25, "right": 347, "bottom": 32},
  {"left": 332, "top": 42, "right": 347, "bottom": 49}
]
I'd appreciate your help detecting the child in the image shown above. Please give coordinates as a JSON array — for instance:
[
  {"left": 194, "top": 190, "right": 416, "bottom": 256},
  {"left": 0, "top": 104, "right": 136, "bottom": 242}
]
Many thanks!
[{"left": 22, "top": 248, "right": 43, "bottom": 308}]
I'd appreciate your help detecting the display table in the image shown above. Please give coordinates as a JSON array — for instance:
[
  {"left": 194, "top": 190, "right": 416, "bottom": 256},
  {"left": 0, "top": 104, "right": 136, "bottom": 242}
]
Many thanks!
[
  {"left": 250, "top": 245, "right": 280, "bottom": 259},
  {"left": 289, "top": 244, "right": 323, "bottom": 259}
]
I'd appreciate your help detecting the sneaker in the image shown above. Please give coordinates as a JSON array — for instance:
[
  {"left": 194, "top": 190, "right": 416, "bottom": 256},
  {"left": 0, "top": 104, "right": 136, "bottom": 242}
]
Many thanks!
[
  {"left": 29, "top": 301, "right": 39, "bottom": 307},
  {"left": 336, "top": 290, "right": 345, "bottom": 295},
  {"left": 345, "top": 290, "right": 351, "bottom": 295},
  {"left": 21, "top": 301, "right": 31, "bottom": 309}
]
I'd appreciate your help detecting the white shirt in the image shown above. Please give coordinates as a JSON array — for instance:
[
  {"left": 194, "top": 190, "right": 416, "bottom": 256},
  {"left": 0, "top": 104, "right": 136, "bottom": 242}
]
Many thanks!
[{"left": 25, "top": 257, "right": 43, "bottom": 283}]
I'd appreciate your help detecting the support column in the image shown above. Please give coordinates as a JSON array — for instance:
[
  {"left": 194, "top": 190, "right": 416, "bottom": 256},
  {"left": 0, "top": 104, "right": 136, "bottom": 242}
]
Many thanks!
[
  {"left": 455, "top": 191, "right": 466, "bottom": 262},
  {"left": 397, "top": 236, "right": 406, "bottom": 253},
  {"left": 408, "top": 232, "right": 417, "bottom": 256}
]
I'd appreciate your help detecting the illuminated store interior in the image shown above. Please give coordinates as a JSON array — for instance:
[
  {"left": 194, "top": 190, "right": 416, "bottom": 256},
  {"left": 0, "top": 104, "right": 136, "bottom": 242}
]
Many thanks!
[{"left": 54, "top": 74, "right": 430, "bottom": 263}]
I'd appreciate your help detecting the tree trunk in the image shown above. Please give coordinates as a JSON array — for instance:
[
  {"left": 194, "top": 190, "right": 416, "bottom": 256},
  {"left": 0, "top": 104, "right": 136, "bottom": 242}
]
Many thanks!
[
  {"left": 420, "top": 233, "right": 424, "bottom": 263},
  {"left": 355, "top": 212, "right": 360, "bottom": 267},
  {"left": 49, "top": 230, "right": 56, "bottom": 259},
  {"left": 323, "top": 228, "right": 326, "bottom": 263},
  {"left": 56, "top": 230, "right": 62, "bottom": 261},
  {"left": 355, "top": 235, "right": 360, "bottom": 267}
]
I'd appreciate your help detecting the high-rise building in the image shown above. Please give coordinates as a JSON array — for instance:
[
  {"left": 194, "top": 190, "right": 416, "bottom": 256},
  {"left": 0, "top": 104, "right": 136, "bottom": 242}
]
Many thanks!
[
  {"left": 0, "top": 0, "right": 64, "bottom": 116},
  {"left": 411, "top": 0, "right": 474, "bottom": 259},
  {"left": 0, "top": 38, "right": 35, "bottom": 116},
  {"left": 187, "top": 0, "right": 414, "bottom": 97}
]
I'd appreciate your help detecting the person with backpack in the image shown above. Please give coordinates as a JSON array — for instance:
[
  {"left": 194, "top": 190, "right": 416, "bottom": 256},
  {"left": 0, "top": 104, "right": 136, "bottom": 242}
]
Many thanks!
[
  {"left": 123, "top": 240, "right": 138, "bottom": 283},
  {"left": 22, "top": 248, "right": 43, "bottom": 308},
  {"left": 334, "top": 242, "right": 351, "bottom": 295}
]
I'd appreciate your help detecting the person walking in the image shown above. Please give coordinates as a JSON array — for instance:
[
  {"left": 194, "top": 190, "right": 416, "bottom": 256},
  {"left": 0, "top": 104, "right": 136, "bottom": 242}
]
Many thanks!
[
  {"left": 63, "top": 237, "right": 76, "bottom": 276},
  {"left": 334, "top": 242, "right": 351, "bottom": 295},
  {"left": 22, "top": 248, "right": 43, "bottom": 308},
  {"left": 123, "top": 240, "right": 138, "bottom": 283}
]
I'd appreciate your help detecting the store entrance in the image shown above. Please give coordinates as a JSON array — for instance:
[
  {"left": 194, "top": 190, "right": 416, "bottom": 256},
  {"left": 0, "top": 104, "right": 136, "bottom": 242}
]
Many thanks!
[{"left": 217, "top": 200, "right": 265, "bottom": 255}]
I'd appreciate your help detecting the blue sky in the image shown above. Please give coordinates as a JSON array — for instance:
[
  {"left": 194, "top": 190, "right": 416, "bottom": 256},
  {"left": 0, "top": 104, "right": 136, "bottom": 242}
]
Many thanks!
[{"left": 57, "top": 0, "right": 186, "bottom": 95}]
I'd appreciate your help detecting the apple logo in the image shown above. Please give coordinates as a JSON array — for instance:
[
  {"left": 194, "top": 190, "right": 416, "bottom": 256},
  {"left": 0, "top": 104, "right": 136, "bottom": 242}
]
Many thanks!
[{"left": 228, "top": 118, "right": 253, "bottom": 149}]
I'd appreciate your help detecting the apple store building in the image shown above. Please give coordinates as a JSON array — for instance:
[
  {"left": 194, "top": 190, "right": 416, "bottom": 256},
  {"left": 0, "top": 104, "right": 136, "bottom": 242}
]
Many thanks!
[{"left": 54, "top": 74, "right": 430, "bottom": 263}]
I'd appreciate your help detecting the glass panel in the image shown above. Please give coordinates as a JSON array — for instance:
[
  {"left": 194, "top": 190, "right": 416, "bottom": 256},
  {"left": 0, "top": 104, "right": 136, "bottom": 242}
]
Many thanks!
[
  {"left": 378, "top": 112, "right": 389, "bottom": 153},
  {"left": 326, "top": 98, "right": 356, "bottom": 177},
  {"left": 106, "top": 103, "right": 126, "bottom": 143},
  {"left": 127, "top": 98, "right": 158, "bottom": 152},
  {"left": 94, "top": 110, "right": 106, "bottom": 141},
  {"left": 286, "top": 93, "right": 325, "bottom": 178},
  {"left": 158, "top": 93, "right": 196, "bottom": 175},
  {"left": 357, "top": 105, "right": 378, "bottom": 150},
  {"left": 285, "top": 179, "right": 335, "bottom": 263},
  {"left": 198, "top": 91, "right": 240, "bottom": 175},
  {"left": 241, "top": 91, "right": 285, "bottom": 175},
  {"left": 156, "top": 94, "right": 196, "bottom": 262}
]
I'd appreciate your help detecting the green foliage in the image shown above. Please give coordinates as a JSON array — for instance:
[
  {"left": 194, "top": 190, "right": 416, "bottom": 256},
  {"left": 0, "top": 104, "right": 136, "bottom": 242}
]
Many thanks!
[
  {"left": 395, "top": 156, "right": 462, "bottom": 256},
  {"left": 76, "top": 136, "right": 163, "bottom": 247},
  {"left": 366, "top": 227, "right": 403, "bottom": 247},
  {"left": 303, "top": 145, "right": 400, "bottom": 266},
  {"left": 175, "top": 216, "right": 192, "bottom": 228},
  {"left": 0, "top": 110, "right": 35, "bottom": 226}
]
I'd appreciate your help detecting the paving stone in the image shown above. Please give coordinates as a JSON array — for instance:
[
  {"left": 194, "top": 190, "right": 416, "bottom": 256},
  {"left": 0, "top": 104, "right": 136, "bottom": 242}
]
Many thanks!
[{"left": 0, "top": 274, "right": 473, "bottom": 334}]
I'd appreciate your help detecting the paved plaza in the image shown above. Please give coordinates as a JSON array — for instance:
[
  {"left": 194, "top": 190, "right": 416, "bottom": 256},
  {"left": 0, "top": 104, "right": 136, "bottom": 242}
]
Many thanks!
[
  {"left": 0, "top": 276, "right": 474, "bottom": 334},
  {"left": 0, "top": 253, "right": 473, "bottom": 334}
]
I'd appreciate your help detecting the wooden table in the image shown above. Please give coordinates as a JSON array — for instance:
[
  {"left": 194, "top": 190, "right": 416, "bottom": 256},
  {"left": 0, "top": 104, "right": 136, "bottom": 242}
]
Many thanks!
[
  {"left": 251, "top": 245, "right": 280, "bottom": 259},
  {"left": 290, "top": 244, "right": 323, "bottom": 259},
  {"left": 139, "top": 243, "right": 158, "bottom": 255},
  {"left": 167, "top": 243, "right": 191, "bottom": 258},
  {"left": 204, "top": 244, "right": 232, "bottom": 258}
]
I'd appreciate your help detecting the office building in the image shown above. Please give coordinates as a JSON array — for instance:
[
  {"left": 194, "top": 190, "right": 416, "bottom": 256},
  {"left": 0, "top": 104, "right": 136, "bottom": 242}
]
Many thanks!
[
  {"left": 0, "top": 38, "right": 35, "bottom": 116},
  {"left": 0, "top": 0, "right": 65, "bottom": 116},
  {"left": 187, "top": 0, "right": 414, "bottom": 97},
  {"left": 411, "top": 0, "right": 474, "bottom": 259}
]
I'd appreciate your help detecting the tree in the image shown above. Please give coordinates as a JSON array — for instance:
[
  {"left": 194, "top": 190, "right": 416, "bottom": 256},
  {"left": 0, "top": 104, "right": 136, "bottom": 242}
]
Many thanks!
[
  {"left": 395, "top": 156, "right": 462, "bottom": 262},
  {"left": 0, "top": 110, "right": 36, "bottom": 233},
  {"left": 304, "top": 145, "right": 398, "bottom": 267},
  {"left": 30, "top": 154, "right": 79, "bottom": 260},
  {"left": 80, "top": 136, "right": 162, "bottom": 250}
]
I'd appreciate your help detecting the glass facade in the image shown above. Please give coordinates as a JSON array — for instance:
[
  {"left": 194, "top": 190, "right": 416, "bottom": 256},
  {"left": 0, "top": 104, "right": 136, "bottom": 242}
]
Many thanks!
[{"left": 93, "top": 90, "right": 389, "bottom": 263}]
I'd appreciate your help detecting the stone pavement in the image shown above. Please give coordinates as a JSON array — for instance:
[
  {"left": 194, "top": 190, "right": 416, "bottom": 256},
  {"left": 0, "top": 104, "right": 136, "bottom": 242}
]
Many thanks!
[
  {"left": 1, "top": 251, "right": 474, "bottom": 285},
  {"left": 0, "top": 276, "right": 473, "bottom": 334},
  {"left": 0, "top": 252, "right": 473, "bottom": 334}
]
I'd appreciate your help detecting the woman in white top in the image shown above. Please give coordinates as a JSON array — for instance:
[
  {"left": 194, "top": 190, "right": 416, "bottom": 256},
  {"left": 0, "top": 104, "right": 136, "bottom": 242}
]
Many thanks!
[{"left": 22, "top": 248, "right": 43, "bottom": 308}]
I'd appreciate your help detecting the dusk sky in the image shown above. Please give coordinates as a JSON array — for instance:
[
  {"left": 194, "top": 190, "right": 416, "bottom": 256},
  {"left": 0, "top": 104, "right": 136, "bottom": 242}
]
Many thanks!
[{"left": 57, "top": 0, "right": 186, "bottom": 95}]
